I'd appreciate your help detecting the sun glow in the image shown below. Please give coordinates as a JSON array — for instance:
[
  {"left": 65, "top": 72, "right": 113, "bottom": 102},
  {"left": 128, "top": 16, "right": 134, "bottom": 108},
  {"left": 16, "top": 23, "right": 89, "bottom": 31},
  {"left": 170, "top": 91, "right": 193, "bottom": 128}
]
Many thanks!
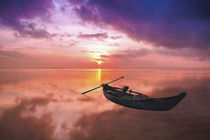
[{"left": 97, "top": 61, "right": 102, "bottom": 65}]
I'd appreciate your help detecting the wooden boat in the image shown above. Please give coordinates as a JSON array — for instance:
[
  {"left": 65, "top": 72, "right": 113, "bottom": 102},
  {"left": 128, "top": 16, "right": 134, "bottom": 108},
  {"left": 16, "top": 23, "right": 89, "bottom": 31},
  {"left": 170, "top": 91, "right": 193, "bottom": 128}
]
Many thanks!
[
  {"left": 81, "top": 76, "right": 187, "bottom": 111},
  {"left": 103, "top": 84, "right": 186, "bottom": 111}
]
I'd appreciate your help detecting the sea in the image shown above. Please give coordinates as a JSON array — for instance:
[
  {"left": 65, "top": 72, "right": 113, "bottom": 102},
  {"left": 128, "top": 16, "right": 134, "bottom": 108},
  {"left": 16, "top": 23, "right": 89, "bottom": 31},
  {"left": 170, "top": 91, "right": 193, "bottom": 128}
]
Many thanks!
[{"left": 0, "top": 69, "right": 210, "bottom": 140}]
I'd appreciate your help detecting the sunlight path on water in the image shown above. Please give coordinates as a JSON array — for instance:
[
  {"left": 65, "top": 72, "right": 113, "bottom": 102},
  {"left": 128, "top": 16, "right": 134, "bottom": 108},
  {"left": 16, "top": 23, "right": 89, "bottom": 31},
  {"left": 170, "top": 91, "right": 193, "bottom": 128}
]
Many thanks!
[{"left": 97, "top": 68, "right": 101, "bottom": 81}]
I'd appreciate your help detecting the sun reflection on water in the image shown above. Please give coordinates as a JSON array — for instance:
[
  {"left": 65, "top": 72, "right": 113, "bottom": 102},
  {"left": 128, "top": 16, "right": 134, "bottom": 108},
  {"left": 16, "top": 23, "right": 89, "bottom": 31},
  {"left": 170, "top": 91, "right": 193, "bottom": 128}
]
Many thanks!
[{"left": 97, "top": 68, "right": 101, "bottom": 81}]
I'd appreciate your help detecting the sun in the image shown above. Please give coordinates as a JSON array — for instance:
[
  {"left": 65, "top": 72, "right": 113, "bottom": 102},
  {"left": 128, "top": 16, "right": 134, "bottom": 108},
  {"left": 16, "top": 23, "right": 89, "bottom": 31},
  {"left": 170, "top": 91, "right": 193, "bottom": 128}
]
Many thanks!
[{"left": 97, "top": 61, "right": 102, "bottom": 65}]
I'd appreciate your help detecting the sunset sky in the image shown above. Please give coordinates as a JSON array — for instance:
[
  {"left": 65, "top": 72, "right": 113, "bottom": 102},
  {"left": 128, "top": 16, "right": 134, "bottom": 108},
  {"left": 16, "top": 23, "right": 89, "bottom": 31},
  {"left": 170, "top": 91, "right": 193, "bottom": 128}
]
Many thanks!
[{"left": 1, "top": 0, "right": 210, "bottom": 69}]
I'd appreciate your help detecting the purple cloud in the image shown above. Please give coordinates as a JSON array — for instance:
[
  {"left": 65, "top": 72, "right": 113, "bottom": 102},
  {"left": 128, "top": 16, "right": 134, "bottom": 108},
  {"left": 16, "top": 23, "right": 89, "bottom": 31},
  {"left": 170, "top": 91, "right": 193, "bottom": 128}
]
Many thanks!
[
  {"left": 68, "top": 0, "right": 210, "bottom": 56},
  {"left": 0, "top": 47, "right": 29, "bottom": 58},
  {"left": 13, "top": 23, "right": 52, "bottom": 39},
  {"left": 101, "top": 49, "right": 149, "bottom": 60},
  {"left": 101, "top": 47, "right": 210, "bottom": 62},
  {"left": 78, "top": 32, "right": 108, "bottom": 40},
  {"left": 110, "top": 36, "right": 122, "bottom": 40},
  {"left": 0, "top": 0, "right": 53, "bottom": 38}
]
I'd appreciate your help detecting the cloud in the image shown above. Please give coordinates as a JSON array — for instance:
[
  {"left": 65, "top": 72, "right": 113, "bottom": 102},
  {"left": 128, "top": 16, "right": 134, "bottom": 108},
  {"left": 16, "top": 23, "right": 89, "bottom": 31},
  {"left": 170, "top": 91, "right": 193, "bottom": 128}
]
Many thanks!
[
  {"left": 101, "top": 46, "right": 210, "bottom": 62},
  {"left": 0, "top": 97, "right": 55, "bottom": 140},
  {"left": 154, "top": 47, "right": 210, "bottom": 61},
  {"left": 13, "top": 23, "right": 52, "bottom": 39},
  {"left": 60, "top": 33, "right": 72, "bottom": 38},
  {"left": 0, "top": 48, "right": 29, "bottom": 58},
  {"left": 68, "top": 0, "right": 210, "bottom": 56},
  {"left": 78, "top": 32, "right": 108, "bottom": 40},
  {"left": 112, "top": 49, "right": 149, "bottom": 59},
  {"left": 110, "top": 36, "right": 122, "bottom": 40},
  {"left": 0, "top": 0, "right": 53, "bottom": 38},
  {"left": 101, "top": 49, "right": 149, "bottom": 60}
]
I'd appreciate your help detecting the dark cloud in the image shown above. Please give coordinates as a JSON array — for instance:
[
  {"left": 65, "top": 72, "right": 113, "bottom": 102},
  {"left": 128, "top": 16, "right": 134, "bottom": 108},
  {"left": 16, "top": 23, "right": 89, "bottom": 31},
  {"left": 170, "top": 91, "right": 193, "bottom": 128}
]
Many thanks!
[
  {"left": 101, "top": 49, "right": 149, "bottom": 60},
  {"left": 0, "top": 97, "right": 55, "bottom": 140},
  {"left": 69, "top": 78, "right": 210, "bottom": 140},
  {"left": 69, "top": 0, "right": 210, "bottom": 56},
  {"left": 0, "top": 48, "right": 29, "bottom": 58},
  {"left": 155, "top": 47, "right": 210, "bottom": 61},
  {"left": 101, "top": 47, "right": 210, "bottom": 61},
  {"left": 0, "top": 0, "right": 53, "bottom": 38},
  {"left": 12, "top": 23, "right": 52, "bottom": 39},
  {"left": 78, "top": 32, "right": 108, "bottom": 40}
]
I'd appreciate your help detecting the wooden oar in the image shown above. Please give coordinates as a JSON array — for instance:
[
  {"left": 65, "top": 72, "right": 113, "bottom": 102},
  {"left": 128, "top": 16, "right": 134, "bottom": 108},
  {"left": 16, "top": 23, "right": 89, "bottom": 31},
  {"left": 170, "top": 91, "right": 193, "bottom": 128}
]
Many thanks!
[
  {"left": 106, "top": 76, "right": 124, "bottom": 85},
  {"left": 113, "top": 87, "right": 147, "bottom": 96},
  {"left": 129, "top": 90, "right": 149, "bottom": 97},
  {"left": 81, "top": 85, "right": 102, "bottom": 95},
  {"left": 81, "top": 76, "right": 124, "bottom": 95}
]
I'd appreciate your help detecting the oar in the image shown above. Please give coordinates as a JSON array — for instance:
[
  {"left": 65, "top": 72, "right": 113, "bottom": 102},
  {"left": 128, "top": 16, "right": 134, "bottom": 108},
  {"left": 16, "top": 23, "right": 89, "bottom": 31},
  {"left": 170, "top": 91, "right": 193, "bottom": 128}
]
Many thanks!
[
  {"left": 113, "top": 87, "right": 148, "bottom": 97},
  {"left": 81, "top": 76, "right": 124, "bottom": 95},
  {"left": 128, "top": 90, "right": 149, "bottom": 98},
  {"left": 81, "top": 85, "right": 102, "bottom": 95},
  {"left": 106, "top": 76, "right": 124, "bottom": 85},
  {"left": 113, "top": 87, "right": 146, "bottom": 96}
]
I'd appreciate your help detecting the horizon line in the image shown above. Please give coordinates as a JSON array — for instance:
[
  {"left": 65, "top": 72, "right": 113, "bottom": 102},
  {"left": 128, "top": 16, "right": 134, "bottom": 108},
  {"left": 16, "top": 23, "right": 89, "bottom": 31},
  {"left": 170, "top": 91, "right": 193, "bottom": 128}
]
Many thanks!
[{"left": 1, "top": 67, "right": 210, "bottom": 70}]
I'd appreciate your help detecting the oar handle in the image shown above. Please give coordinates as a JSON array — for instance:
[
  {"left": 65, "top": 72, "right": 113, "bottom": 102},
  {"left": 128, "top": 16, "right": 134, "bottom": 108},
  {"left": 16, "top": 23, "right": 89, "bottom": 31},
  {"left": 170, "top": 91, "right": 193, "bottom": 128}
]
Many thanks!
[
  {"left": 81, "top": 85, "right": 102, "bottom": 94},
  {"left": 80, "top": 76, "right": 124, "bottom": 95},
  {"left": 105, "top": 76, "right": 124, "bottom": 85}
]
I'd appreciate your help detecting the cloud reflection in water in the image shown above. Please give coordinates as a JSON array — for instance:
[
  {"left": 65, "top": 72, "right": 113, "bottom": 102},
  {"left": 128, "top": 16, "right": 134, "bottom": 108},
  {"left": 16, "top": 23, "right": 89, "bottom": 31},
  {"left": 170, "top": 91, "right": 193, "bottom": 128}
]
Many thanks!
[{"left": 0, "top": 69, "right": 210, "bottom": 139}]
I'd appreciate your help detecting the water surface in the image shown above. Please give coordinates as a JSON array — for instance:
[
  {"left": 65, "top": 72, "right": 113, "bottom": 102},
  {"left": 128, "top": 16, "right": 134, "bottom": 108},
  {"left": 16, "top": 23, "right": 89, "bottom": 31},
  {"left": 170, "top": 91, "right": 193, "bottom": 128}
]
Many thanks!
[{"left": 0, "top": 69, "right": 210, "bottom": 140}]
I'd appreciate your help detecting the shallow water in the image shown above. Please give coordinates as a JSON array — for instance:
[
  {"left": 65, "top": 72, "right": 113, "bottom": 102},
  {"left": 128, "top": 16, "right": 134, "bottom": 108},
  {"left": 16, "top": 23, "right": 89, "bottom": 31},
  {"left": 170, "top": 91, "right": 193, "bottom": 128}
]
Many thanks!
[{"left": 0, "top": 69, "right": 210, "bottom": 140}]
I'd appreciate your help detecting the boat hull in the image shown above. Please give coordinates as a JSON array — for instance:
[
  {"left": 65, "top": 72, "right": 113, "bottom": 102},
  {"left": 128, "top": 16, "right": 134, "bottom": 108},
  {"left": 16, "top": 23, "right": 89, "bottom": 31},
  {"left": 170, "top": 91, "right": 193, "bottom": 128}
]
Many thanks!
[{"left": 103, "top": 85, "right": 186, "bottom": 111}]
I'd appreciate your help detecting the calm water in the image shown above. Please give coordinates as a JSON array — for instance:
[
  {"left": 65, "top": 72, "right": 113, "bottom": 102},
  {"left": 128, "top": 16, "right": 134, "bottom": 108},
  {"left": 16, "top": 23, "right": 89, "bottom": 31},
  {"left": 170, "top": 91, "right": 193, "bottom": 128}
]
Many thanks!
[{"left": 0, "top": 69, "right": 210, "bottom": 140}]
